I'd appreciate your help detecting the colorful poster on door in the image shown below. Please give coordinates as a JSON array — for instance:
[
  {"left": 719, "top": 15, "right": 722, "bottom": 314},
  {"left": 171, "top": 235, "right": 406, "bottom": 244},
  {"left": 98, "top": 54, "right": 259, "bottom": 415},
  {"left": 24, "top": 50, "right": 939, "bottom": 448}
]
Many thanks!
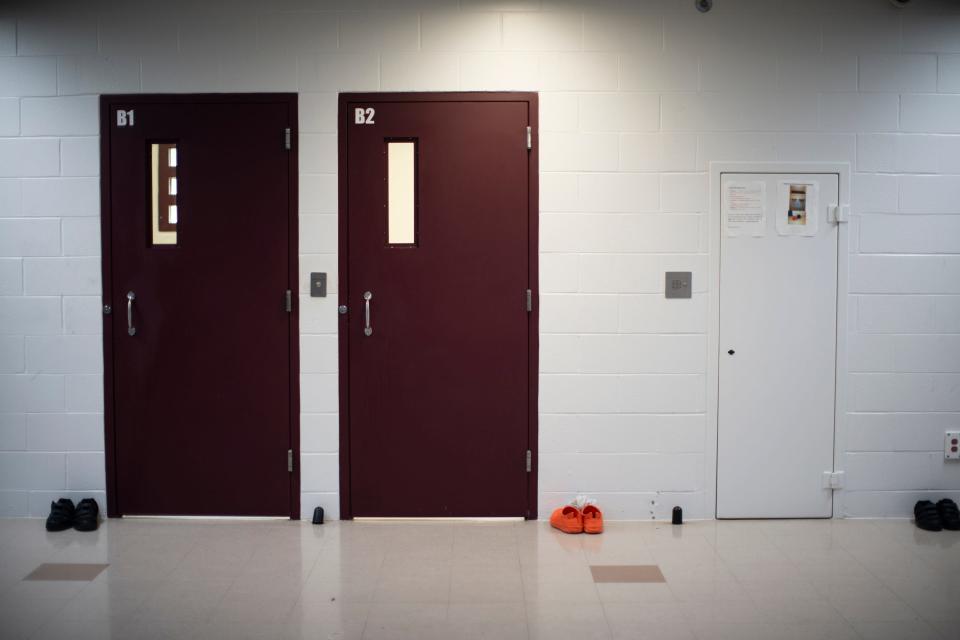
[
  {"left": 776, "top": 181, "right": 819, "bottom": 237},
  {"left": 787, "top": 184, "right": 807, "bottom": 225}
]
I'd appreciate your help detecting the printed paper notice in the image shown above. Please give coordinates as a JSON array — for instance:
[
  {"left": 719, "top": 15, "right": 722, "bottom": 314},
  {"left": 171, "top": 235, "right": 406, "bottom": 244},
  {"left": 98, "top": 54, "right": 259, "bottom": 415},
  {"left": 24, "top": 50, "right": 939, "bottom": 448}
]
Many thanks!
[{"left": 724, "top": 181, "right": 766, "bottom": 237}]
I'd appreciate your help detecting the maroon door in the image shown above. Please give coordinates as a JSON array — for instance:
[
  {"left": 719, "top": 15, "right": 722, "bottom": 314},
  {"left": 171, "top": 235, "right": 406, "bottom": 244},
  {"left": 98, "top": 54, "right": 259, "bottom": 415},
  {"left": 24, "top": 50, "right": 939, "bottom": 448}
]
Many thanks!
[
  {"left": 340, "top": 93, "right": 538, "bottom": 518},
  {"left": 101, "top": 95, "right": 299, "bottom": 517}
]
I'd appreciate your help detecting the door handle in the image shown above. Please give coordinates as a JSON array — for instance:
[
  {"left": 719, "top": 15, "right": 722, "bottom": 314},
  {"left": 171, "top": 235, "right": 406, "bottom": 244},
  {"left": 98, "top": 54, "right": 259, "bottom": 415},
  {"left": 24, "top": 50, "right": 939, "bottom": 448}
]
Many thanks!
[
  {"left": 363, "top": 291, "right": 373, "bottom": 336},
  {"left": 127, "top": 291, "right": 137, "bottom": 336}
]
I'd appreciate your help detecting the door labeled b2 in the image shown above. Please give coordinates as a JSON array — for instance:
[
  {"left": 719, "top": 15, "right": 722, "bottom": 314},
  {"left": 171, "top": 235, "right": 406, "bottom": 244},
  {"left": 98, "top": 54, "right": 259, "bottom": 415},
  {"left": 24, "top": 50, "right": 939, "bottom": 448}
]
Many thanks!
[
  {"left": 101, "top": 95, "right": 299, "bottom": 517},
  {"left": 339, "top": 93, "right": 539, "bottom": 518}
]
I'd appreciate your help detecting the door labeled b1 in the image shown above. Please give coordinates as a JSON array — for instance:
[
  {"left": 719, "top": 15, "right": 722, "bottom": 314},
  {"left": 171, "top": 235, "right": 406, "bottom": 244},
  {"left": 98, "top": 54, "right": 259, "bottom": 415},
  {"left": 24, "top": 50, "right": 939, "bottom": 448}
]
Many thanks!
[
  {"left": 102, "top": 95, "right": 298, "bottom": 517},
  {"left": 717, "top": 172, "right": 840, "bottom": 519},
  {"left": 340, "top": 94, "right": 538, "bottom": 518}
]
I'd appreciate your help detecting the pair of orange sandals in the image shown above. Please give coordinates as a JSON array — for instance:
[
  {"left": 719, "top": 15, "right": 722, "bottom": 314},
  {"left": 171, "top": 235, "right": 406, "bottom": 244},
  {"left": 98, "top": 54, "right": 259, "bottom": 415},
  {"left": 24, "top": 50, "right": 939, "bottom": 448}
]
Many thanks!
[{"left": 549, "top": 504, "right": 604, "bottom": 534}]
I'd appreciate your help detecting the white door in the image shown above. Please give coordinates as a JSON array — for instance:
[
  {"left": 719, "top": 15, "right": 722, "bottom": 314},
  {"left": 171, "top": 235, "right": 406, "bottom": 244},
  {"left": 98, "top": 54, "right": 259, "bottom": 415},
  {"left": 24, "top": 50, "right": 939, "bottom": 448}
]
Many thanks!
[{"left": 717, "top": 172, "right": 840, "bottom": 518}]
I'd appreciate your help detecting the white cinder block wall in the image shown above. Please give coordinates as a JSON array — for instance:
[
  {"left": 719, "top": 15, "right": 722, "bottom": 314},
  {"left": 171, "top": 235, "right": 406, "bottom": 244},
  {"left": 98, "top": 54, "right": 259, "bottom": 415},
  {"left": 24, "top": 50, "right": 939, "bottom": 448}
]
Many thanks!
[{"left": 1, "top": 0, "right": 959, "bottom": 520}]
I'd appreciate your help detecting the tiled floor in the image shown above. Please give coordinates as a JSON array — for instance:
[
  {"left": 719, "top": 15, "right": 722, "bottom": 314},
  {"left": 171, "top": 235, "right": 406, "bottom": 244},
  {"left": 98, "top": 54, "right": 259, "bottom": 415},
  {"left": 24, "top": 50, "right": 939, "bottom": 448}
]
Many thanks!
[{"left": 0, "top": 518, "right": 958, "bottom": 639}]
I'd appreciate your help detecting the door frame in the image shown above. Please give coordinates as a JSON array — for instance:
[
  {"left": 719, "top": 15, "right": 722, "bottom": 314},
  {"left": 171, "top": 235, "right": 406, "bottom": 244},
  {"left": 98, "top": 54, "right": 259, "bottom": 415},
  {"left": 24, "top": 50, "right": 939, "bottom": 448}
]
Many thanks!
[
  {"left": 707, "top": 161, "right": 851, "bottom": 519},
  {"left": 337, "top": 92, "right": 540, "bottom": 520},
  {"left": 99, "top": 93, "right": 301, "bottom": 518}
]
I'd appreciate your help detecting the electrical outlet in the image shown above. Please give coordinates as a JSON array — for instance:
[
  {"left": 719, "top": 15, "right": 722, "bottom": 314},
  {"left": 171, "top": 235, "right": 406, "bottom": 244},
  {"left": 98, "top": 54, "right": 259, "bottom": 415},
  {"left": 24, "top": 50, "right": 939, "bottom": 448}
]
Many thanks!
[{"left": 946, "top": 431, "right": 960, "bottom": 460}]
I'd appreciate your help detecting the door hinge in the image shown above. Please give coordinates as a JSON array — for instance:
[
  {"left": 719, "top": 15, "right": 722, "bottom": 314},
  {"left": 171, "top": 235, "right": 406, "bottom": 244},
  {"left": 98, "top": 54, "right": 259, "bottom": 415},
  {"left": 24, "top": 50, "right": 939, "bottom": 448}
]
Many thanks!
[
  {"left": 822, "top": 470, "right": 845, "bottom": 489},
  {"left": 827, "top": 204, "right": 849, "bottom": 223},
  {"left": 525, "top": 449, "right": 532, "bottom": 473},
  {"left": 283, "top": 127, "right": 291, "bottom": 150},
  {"left": 526, "top": 126, "right": 532, "bottom": 150},
  {"left": 284, "top": 289, "right": 293, "bottom": 313},
  {"left": 288, "top": 449, "right": 294, "bottom": 472},
  {"left": 525, "top": 289, "right": 532, "bottom": 312}
]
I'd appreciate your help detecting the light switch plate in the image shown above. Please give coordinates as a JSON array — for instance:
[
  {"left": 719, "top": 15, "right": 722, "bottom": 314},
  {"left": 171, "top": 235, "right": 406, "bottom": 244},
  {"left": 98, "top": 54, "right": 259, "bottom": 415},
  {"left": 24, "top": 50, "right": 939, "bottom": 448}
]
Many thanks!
[
  {"left": 665, "top": 272, "right": 692, "bottom": 299},
  {"left": 310, "top": 272, "right": 327, "bottom": 298}
]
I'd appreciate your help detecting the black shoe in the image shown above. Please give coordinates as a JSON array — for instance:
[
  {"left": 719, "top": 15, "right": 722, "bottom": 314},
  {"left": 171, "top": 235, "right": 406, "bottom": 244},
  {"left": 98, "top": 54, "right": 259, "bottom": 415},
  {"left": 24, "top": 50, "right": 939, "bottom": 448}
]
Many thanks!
[
  {"left": 936, "top": 499, "right": 960, "bottom": 531},
  {"left": 46, "top": 499, "right": 75, "bottom": 532},
  {"left": 914, "top": 500, "right": 942, "bottom": 531},
  {"left": 73, "top": 498, "right": 100, "bottom": 532}
]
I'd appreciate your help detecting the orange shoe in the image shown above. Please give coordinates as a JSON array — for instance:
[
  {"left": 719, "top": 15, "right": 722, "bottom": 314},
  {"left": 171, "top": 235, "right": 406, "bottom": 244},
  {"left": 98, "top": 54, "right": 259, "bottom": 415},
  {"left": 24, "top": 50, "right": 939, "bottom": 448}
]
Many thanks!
[
  {"left": 582, "top": 504, "right": 603, "bottom": 534},
  {"left": 550, "top": 505, "right": 583, "bottom": 534}
]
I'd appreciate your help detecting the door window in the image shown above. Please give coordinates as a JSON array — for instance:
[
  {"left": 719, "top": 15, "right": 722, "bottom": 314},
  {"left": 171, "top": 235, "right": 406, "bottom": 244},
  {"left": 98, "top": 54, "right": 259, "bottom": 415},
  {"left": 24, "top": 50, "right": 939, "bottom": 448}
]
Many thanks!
[
  {"left": 150, "top": 142, "right": 178, "bottom": 246},
  {"left": 386, "top": 140, "right": 416, "bottom": 245}
]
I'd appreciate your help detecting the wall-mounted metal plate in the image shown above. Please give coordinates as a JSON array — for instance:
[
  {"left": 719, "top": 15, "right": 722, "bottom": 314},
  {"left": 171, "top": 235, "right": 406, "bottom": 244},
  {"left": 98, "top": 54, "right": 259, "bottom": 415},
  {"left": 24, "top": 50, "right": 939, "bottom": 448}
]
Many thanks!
[
  {"left": 310, "top": 272, "right": 327, "bottom": 297},
  {"left": 665, "top": 271, "right": 692, "bottom": 299}
]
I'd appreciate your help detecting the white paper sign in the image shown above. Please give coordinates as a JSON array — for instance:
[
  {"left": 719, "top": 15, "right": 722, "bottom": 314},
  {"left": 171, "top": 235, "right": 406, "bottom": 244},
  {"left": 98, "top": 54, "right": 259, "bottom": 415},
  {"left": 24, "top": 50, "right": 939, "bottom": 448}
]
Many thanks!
[
  {"left": 724, "top": 181, "right": 766, "bottom": 237},
  {"left": 776, "top": 181, "right": 819, "bottom": 237}
]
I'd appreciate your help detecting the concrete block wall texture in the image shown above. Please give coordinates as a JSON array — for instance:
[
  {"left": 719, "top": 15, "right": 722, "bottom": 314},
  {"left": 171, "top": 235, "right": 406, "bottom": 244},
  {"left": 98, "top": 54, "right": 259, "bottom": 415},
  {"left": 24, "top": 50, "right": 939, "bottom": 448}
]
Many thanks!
[{"left": 0, "top": 0, "right": 959, "bottom": 520}]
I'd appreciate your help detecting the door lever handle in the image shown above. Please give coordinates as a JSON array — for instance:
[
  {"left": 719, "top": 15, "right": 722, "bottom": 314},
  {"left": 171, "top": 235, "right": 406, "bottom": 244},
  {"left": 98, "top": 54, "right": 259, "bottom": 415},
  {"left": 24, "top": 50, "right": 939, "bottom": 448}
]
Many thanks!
[
  {"left": 363, "top": 291, "right": 373, "bottom": 336},
  {"left": 127, "top": 291, "right": 137, "bottom": 336}
]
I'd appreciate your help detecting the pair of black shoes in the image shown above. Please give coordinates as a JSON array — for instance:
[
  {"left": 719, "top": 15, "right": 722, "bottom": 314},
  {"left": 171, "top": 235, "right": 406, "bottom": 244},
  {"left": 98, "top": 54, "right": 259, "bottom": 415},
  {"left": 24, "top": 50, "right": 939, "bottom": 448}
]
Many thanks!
[
  {"left": 45, "top": 498, "right": 100, "bottom": 532},
  {"left": 914, "top": 499, "right": 960, "bottom": 532}
]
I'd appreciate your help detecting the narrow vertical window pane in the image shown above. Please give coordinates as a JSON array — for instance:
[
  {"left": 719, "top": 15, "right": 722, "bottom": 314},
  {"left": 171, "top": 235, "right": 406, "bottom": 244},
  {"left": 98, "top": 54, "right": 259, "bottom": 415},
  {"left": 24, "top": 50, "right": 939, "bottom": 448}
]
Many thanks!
[
  {"left": 150, "top": 142, "right": 178, "bottom": 246},
  {"left": 387, "top": 141, "right": 416, "bottom": 245}
]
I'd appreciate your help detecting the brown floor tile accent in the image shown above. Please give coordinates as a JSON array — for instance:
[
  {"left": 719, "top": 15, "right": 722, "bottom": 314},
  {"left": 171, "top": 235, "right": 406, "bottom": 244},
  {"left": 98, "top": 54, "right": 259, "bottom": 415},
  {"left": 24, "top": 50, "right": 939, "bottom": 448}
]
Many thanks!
[
  {"left": 24, "top": 563, "right": 109, "bottom": 581},
  {"left": 590, "top": 565, "right": 666, "bottom": 583}
]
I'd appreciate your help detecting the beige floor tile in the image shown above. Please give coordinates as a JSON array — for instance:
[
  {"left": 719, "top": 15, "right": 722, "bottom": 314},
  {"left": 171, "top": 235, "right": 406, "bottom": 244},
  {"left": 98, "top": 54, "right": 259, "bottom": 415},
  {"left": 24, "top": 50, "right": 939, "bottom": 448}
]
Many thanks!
[
  {"left": 680, "top": 600, "right": 765, "bottom": 626},
  {"left": 523, "top": 578, "right": 601, "bottom": 604},
  {"left": 56, "top": 576, "right": 162, "bottom": 620},
  {"left": 926, "top": 620, "right": 959, "bottom": 639},
  {"left": 446, "top": 602, "right": 529, "bottom": 640},
  {"left": 134, "top": 579, "right": 232, "bottom": 623},
  {"left": 450, "top": 564, "right": 524, "bottom": 603},
  {"left": 852, "top": 620, "right": 945, "bottom": 640},
  {"left": 692, "top": 620, "right": 860, "bottom": 640},
  {"left": 5, "top": 575, "right": 91, "bottom": 598},
  {"left": 228, "top": 572, "right": 306, "bottom": 598},
  {"left": 595, "top": 581, "right": 676, "bottom": 603},
  {"left": 527, "top": 602, "right": 611, "bottom": 640},
  {"left": 830, "top": 596, "right": 921, "bottom": 623},
  {"left": 301, "top": 574, "right": 380, "bottom": 603},
  {"left": 740, "top": 577, "right": 825, "bottom": 600},
  {"left": 284, "top": 601, "right": 369, "bottom": 640},
  {"left": 209, "top": 590, "right": 300, "bottom": 625},
  {"left": 362, "top": 602, "right": 449, "bottom": 640},
  {"left": 372, "top": 568, "right": 451, "bottom": 604},
  {"left": 897, "top": 594, "right": 960, "bottom": 623},
  {"left": 191, "top": 621, "right": 286, "bottom": 640},
  {"left": 753, "top": 597, "right": 850, "bottom": 626},
  {"left": 379, "top": 554, "right": 451, "bottom": 574},
  {"left": 815, "top": 577, "right": 897, "bottom": 602},
  {"left": 667, "top": 578, "right": 752, "bottom": 603},
  {"left": 451, "top": 540, "right": 522, "bottom": 565},
  {"left": 723, "top": 559, "right": 801, "bottom": 582},
  {"left": 0, "top": 593, "right": 74, "bottom": 640},
  {"left": 603, "top": 602, "right": 696, "bottom": 640},
  {"left": 521, "top": 561, "right": 595, "bottom": 583},
  {"left": 34, "top": 616, "right": 202, "bottom": 640},
  {"left": 30, "top": 616, "right": 131, "bottom": 640},
  {"left": 311, "top": 553, "right": 384, "bottom": 579}
]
